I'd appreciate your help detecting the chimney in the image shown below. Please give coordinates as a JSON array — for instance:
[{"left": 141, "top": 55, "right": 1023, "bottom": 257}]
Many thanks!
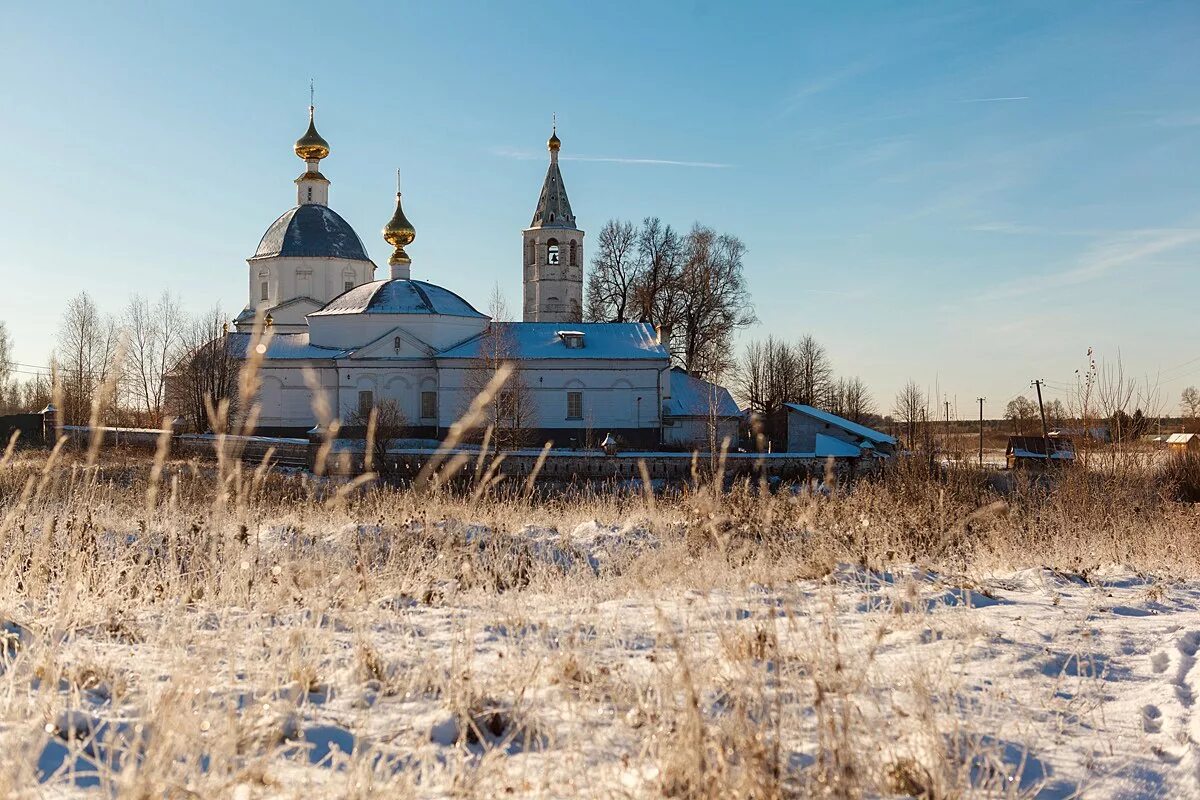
[{"left": 655, "top": 322, "right": 672, "bottom": 348}]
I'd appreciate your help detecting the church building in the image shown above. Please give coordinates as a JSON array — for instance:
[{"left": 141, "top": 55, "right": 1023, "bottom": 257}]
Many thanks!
[{"left": 227, "top": 106, "right": 733, "bottom": 450}]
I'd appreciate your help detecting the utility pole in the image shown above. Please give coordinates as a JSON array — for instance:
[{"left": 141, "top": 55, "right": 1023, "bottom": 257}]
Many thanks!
[
  {"left": 977, "top": 397, "right": 986, "bottom": 467},
  {"left": 1032, "top": 379, "right": 1049, "bottom": 441}
]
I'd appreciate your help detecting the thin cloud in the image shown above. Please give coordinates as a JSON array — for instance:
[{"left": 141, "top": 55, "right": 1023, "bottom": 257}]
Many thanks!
[
  {"left": 783, "top": 59, "right": 877, "bottom": 111},
  {"left": 981, "top": 225, "right": 1200, "bottom": 301},
  {"left": 563, "top": 155, "right": 730, "bottom": 168},
  {"left": 491, "top": 146, "right": 730, "bottom": 169},
  {"left": 960, "top": 96, "right": 1029, "bottom": 103}
]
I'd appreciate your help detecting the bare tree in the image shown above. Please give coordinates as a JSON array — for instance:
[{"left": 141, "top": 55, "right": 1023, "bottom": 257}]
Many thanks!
[
  {"left": 675, "top": 225, "right": 755, "bottom": 380},
  {"left": 487, "top": 282, "right": 512, "bottom": 323},
  {"left": 585, "top": 219, "right": 641, "bottom": 322},
  {"left": 55, "top": 292, "right": 123, "bottom": 425},
  {"left": 1183, "top": 386, "right": 1200, "bottom": 424},
  {"left": 840, "top": 377, "right": 875, "bottom": 424},
  {"left": 735, "top": 336, "right": 798, "bottom": 449},
  {"left": 893, "top": 380, "right": 926, "bottom": 450},
  {"left": 0, "top": 321, "right": 11, "bottom": 394},
  {"left": 460, "top": 324, "right": 535, "bottom": 449},
  {"left": 346, "top": 398, "right": 408, "bottom": 473},
  {"left": 794, "top": 335, "right": 832, "bottom": 408},
  {"left": 125, "top": 291, "right": 184, "bottom": 425},
  {"left": 632, "top": 217, "right": 684, "bottom": 326},
  {"left": 1005, "top": 396, "right": 1040, "bottom": 435},
  {"left": 166, "top": 307, "right": 238, "bottom": 432}
]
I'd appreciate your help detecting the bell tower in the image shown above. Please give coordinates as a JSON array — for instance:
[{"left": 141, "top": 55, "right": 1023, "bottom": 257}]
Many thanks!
[{"left": 523, "top": 124, "right": 584, "bottom": 323}]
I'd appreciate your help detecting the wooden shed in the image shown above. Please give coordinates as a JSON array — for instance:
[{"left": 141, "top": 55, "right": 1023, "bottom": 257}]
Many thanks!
[{"left": 1167, "top": 433, "right": 1200, "bottom": 454}]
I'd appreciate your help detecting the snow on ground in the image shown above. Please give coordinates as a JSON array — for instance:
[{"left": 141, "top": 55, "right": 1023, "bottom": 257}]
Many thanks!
[{"left": 4, "top": 525, "right": 1200, "bottom": 797}]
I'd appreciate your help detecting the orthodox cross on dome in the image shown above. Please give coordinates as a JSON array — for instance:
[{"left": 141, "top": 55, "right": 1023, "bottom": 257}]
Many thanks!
[
  {"left": 383, "top": 167, "right": 416, "bottom": 280},
  {"left": 530, "top": 120, "right": 574, "bottom": 229},
  {"left": 293, "top": 83, "right": 331, "bottom": 205}
]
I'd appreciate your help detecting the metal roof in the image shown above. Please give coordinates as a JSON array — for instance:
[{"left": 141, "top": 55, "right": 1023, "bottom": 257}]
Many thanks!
[
  {"left": 227, "top": 332, "right": 346, "bottom": 359},
  {"left": 251, "top": 204, "right": 371, "bottom": 261},
  {"left": 529, "top": 161, "right": 576, "bottom": 229},
  {"left": 784, "top": 403, "right": 898, "bottom": 446},
  {"left": 664, "top": 368, "right": 741, "bottom": 418},
  {"left": 310, "top": 279, "right": 486, "bottom": 318}
]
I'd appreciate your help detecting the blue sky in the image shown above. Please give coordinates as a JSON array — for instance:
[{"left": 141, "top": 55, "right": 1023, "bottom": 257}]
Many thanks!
[{"left": 3, "top": 1, "right": 1199, "bottom": 416}]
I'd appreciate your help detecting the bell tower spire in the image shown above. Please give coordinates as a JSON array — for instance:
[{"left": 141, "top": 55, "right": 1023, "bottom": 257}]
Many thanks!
[
  {"left": 294, "top": 83, "right": 331, "bottom": 206},
  {"left": 522, "top": 120, "right": 584, "bottom": 323}
]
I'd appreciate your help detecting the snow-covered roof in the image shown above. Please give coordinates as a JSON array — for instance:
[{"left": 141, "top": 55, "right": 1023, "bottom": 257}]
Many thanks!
[
  {"left": 1006, "top": 436, "right": 1075, "bottom": 460},
  {"left": 438, "top": 322, "right": 668, "bottom": 361},
  {"left": 227, "top": 332, "right": 345, "bottom": 360},
  {"left": 664, "top": 368, "right": 740, "bottom": 418},
  {"left": 233, "top": 295, "right": 321, "bottom": 324},
  {"left": 783, "top": 404, "right": 897, "bottom": 446},
  {"left": 1167, "top": 433, "right": 1198, "bottom": 444},
  {"left": 310, "top": 279, "right": 486, "bottom": 319},
  {"left": 815, "top": 434, "right": 862, "bottom": 458},
  {"left": 251, "top": 205, "right": 371, "bottom": 262}
]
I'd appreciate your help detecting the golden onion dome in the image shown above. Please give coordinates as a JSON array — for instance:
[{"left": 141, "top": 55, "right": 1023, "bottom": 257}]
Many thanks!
[
  {"left": 548, "top": 129, "right": 561, "bottom": 152},
  {"left": 294, "top": 108, "right": 330, "bottom": 161},
  {"left": 383, "top": 192, "right": 416, "bottom": 262}
]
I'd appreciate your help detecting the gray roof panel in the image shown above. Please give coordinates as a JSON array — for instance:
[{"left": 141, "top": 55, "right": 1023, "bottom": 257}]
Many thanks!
[{"left": 252, "top": 205, "right": 371, "bottom": 261}]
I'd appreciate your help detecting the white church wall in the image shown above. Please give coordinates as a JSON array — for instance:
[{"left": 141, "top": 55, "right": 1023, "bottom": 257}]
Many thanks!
[
  {"left": 252, "top": 365, "right": 338, "bottom": 430},
  {"left": 248, "top": 255, "right": 375, "bottom": 313},
  {"left": 308, "top": 314, "right": 486, "bottom": 351},
  {"left": 333, "top": 364, "right": 439, "bottom": 424},
  {"left": 437, "top": 363, "right": 661, "bottom": 432}
]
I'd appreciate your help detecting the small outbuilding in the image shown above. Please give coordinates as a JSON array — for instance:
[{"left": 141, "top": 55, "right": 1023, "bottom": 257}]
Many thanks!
[
  {"left": 1006, "top": 436, "right": 1075, "bottom": 469},
  {"left": 783, "top": 404, "right": 896, "bottom": 458},
  {"left": 1167, "top": 433, "right": 1200, "bottom": 454},
  {"left": 662, "top": 367, "right": 741, "bottom": 450}
]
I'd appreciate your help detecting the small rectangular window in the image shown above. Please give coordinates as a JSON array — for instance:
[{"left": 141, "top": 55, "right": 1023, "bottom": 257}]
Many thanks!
[
  {"left": 344, "top": 281, "right": 354, "bottom": 292},
  {"left": 567, "top": 391, "right": 583, "bottom": 420},
  {"left": 260, "top": 281, "right": 269, "bottom": 301},
  {"left": 421, "top": 391, "right": 437, "bottom": 419},
  {"left": 357, "top": 390, "right": 374, "bottom": 416}
]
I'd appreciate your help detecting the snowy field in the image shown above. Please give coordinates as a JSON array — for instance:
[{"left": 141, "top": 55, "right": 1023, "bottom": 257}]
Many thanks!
[
  {"left": 2, "top": 451, "right": 1199, "bottom": 798},
  {"left": 4, "top": 520, "right": 1200, "bottom": 797}
]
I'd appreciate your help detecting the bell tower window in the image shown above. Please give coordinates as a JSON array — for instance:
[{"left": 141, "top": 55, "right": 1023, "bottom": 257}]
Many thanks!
[
  {"left": 307, "top": 186, "right": 313, "bottom": 202},
  {"left": 261, "top": 281, "right": 269, "bottom": 301},
  {"left": 569, "top": 240, "right": 577, "bottom": 267},
  {"left": 547, "top": 238, "right": 560, "bottom": 265}
]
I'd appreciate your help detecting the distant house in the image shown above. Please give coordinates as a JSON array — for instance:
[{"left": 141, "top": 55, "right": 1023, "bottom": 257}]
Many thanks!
[
  {"left": 1167, "top": 433, "right": 1200, "bottom": 454},
  {"left": 662, "top": 368, "right": 741, "bottom": 450},
  {"left": 783, "top": 404, "right": 896, "bottom": 459},
  {"left": 1006, "top": 436, "right": 1075, "bottom": 469}
]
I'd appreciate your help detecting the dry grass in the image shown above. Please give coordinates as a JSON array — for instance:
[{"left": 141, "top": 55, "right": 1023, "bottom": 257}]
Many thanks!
[{"left": 0, "top": 436, "right": 1195, "bottom": 797}]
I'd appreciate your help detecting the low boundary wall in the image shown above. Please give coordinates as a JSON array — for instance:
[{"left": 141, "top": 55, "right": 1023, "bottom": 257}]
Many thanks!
[{"left": 53, "top": 425, "right": 872, "bottom": 482}]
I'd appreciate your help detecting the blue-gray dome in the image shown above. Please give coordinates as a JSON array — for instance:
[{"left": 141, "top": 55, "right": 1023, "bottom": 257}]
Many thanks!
[
  {"left": 251, "top": 205, "right": 371, "bottom": 261},
  {"left": 310, "top": 279, "right": 486, "bottom": 318}
]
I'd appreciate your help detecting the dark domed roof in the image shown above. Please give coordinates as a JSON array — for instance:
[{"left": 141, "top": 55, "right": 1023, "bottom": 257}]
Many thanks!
[
  {"left": 310, "top": 279, "right": 486, "bottom": 319},
  {"left": 252, "top": 205, "right": 371, "bottom": 262}
]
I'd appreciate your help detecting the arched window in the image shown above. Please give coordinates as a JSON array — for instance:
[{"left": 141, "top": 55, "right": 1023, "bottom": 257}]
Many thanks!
[
  {"left": 569, "top": 240, "right": 577, "bottom": 266},
  {"left": 547, "top": 238, "right": 560, "bottom": 265}
]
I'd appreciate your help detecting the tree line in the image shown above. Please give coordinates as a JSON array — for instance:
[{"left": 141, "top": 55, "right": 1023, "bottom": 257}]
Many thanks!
[{"left": 0, "top": 291, "right": 236, "bottom": 430}]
